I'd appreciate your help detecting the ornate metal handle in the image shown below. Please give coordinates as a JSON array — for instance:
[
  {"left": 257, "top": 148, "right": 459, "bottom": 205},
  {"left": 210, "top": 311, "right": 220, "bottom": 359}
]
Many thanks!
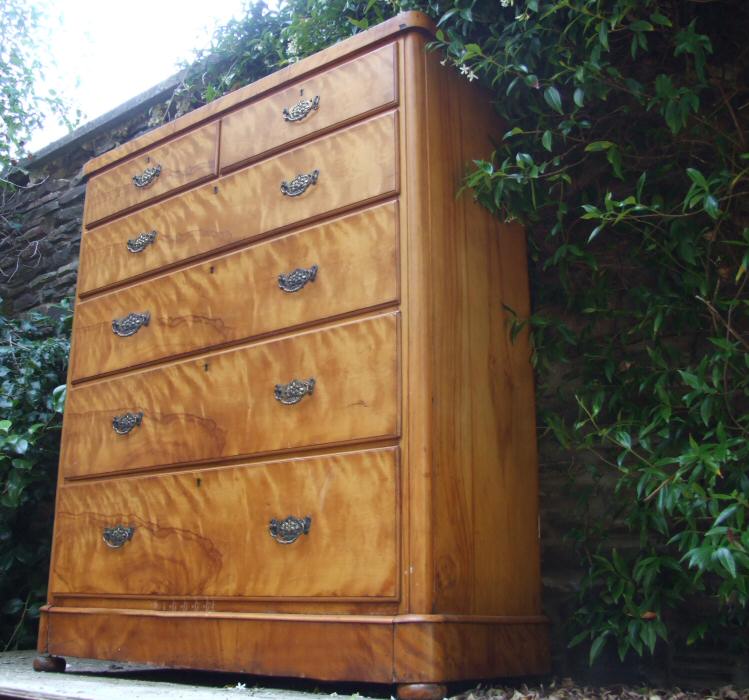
[
  {"left": 112, "top": 311, "right": 150, "bottom": 337},
  {"left": 281, "top": 169, "right": 319, "bottom": 197},
  {"left": 278, "top": 265, "right": 318, "bottom": 293},
  {"left": 269, "top": 516, "right": 311, "bottom": 544},
  {"left": 132, "top": 164, "right": 161, "bottom": 188},
  {"left": 103, "top": 525, "right": 135, "bottom": 549},
  {"left": 274, "top": 378, "right": 315, "bottom": 405},
  {"left": 282, "top": 95, "right": 320, "bottom": 122},
  {"left": 112, "top": 411, "right": 143, "bottom": 435},
  {"left": 127, "top": 230, "right": 157, "bottom": 253}
]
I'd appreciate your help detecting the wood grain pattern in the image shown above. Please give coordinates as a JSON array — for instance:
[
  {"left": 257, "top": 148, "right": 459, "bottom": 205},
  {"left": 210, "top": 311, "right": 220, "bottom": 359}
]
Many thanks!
[
  {"left": 220, "top": 43, "right": 398, "bottom": 172},
  {"left": 82, "top": 12, "right": 434, "bottom": 177},
  {"left": 61, "top": 312, "right": 400, "bottom": 478},
  {"left": 83, "top": 122, "right": 219, "bottom": 227},
  {"left": 41, "top": 16, "right": 549, "bottom": 685},
  {"left": 411, "top": 33, "right": 543, "bottom": 617},
  {"left": 50, "top": 448, "right": 399, "bottom": 599},
  {"left": 40, "top": 607, "right": 548, "bottom": 682},
  {"left": 71, "top": 202, "right": 399, "bottom": 382},
  {"left": 394, "top": 617, "right": 550, "bottom": 681},
  {"left": 78, "top": 112, "right": 399, "bottom": 295},
  {"left": 45, "top": 608, "right": 396, "bottom": 682}
]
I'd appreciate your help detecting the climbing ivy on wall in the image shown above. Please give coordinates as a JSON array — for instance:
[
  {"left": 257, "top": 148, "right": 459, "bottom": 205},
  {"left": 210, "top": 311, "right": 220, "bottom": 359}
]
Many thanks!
[
  {"left": 0, "top": 305, "right": 69, "bottom": 649},
  {"left": 175, "top": 0, "right": 749, "bottom": 665}
]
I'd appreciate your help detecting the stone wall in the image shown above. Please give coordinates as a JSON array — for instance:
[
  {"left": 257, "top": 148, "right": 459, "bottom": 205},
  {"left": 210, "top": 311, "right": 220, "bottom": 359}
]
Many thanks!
[
  {"left": 0, "top": 73, "right": 183, "bottom": 315},
  {"left": 0, "top": 73, "right": 745, "bottom": 689}
]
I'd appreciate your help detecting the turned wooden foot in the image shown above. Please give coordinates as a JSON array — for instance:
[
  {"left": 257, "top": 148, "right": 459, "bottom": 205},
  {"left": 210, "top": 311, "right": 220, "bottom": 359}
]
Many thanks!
[
  {"left": 397, "top": 683, "right": 448, "bottom": 700},
  {"left": 33, "top": 655, "right": 66, "bottom": 673}
]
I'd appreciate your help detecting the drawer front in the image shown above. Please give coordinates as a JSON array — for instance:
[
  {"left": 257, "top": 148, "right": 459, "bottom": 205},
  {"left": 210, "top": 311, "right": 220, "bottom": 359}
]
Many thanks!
[
  {"left": 77, "top": 112, "right": 399, "bottom": 295},
  {"left": 83, "top": 122, "right": 220, "bottom": 227},
  {"left": 220, "top": 43, "right": 397, "bottom": 171},
  {"left": 71, "top": 203, "right": 399, "bottom": 382},
  {"left": 61, "top": 313, "right": 399, "bottom": 478},
  {"left": 50, "top": 448, "right": 398, "bottom": 599}
]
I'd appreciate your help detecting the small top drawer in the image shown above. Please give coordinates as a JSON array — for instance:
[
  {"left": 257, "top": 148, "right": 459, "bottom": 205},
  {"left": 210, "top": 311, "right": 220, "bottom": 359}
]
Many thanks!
[
  {"left": 220, "top": 43, "right": 397, "bottom": 172},
  {"left": 84, "top": 122, "right": 219, "bottom": 227}
]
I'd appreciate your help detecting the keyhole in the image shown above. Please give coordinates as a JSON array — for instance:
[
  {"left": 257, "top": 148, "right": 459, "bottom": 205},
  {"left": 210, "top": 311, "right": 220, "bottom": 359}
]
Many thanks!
[
  {"left": 213, "top": 185, "right": 219, "bottom": 194},
  {"left": 300, "top": 88, "right": 304, "bottom": 96},
  {"left": 145, "top": 156, "right": 151, "bottom": 163},
  {"left": 204, "top": 362, "right": 209, "bottom": 372},
  {"left": 196, "top": 478, "right": 202, "bottom": 488},
  {"left": 209, "top": 266, "right": 215, "bottom": 274}
]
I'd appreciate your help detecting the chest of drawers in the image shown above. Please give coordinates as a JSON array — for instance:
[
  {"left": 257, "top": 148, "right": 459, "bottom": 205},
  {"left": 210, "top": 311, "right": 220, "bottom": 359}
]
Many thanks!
[{"left": 36, "top": 13, "right": 549, "bottom": 695}]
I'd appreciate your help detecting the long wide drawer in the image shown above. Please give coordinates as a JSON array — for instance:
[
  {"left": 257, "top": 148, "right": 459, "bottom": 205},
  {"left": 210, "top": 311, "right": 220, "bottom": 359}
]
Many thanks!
[
  {"left": 78, "top": 112, "right": 399, "bottom": 295},
  {"left": 50, "top": 447, "right": 399, "bottom": 599},
  {"left": 220, "top": 43, "right": 398, "bottom": 171},
  {"left": 61, "top": 312, "right": 400, "bottom": 478},
  {"left": 84, "top": 122, "right": 220, "bottom": 227},
  {"left": 70, "top": 203, "right": 399, "bottom": 382}
]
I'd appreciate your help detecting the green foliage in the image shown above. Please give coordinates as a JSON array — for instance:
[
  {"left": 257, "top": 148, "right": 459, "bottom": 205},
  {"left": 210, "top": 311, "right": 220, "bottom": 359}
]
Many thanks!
[
  {"left": 428, "top": 0, "right": 749, "bottom": 664},
  {"left": 0, "top": 304, "right": 70, "bottom": 649},
  {"left": 0, "top": 0, "right": 76, "bottom": 172},
  {"left": 167, "top": 0, "right": 400, "bottom": 118}
]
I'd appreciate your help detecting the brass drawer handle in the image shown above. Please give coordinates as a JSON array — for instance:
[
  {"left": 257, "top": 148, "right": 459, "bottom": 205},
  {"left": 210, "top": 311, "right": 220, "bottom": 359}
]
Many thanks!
[
  {"left": 269, "top": 516, "right": 311, "bottom": 544},
  {"left": 281, "top": 169, "right": 319, "bottom": 197},
  {"left": 132, "top": 164, "right": 161, "bottom": 188},
  {"left": 112, "top": 311, "right": 150, "bottom": 337},
  {"left": 112, "top": 411, "right": 143, "bottom": 435},
  {"left": 278, "top": 264, "right": 318, "bottom": 293},
  {"left": 127, "top": 230, "right": 157, "bottom": 253},
  {"left": 103, "top": 525, "right": 135, "bottom": 549},
  {"left": 274, "top": 378, "right": 315, "bottom": 405},
  {"left": 282, "top": 94, "right": 320, "bottom": 122}
]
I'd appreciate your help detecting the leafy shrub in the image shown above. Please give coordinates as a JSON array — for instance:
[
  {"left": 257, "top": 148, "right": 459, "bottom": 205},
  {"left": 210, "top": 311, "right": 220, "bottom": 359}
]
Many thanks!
[{"left": 0, "top": 304, "right": 70, "bottom": 649}]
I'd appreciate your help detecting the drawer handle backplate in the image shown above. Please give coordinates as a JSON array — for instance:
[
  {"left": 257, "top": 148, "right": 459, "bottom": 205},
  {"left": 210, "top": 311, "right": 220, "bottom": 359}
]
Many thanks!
[
  {"left": 127, "top": 230, "right": 158, "bottom": 253},
  {"left": 282, "top": 95, "right": 320, "bottom": 122},
  {"left": 281, "top": 169, "right": 319, "bottom": 197},
  {"left": 132, "top": 164, "right": 161, "bottom": 188},
  {"left": 274, "top": 378, "right": 315, "bottom": 405},
  {"left": 103, "top": 525, "right": 135, "bottom": 549},
  {"left": 278, "top": 264, "right": 318, "bottom": 293},
  {"left": 112, "top": 311, "right": 150, "bottom": 337},
  {"left": 112, "top": 411, "right": 143, "bottom": 435},
  {"left": 269, "top": 515, "right": 311, "bottom": 544}
]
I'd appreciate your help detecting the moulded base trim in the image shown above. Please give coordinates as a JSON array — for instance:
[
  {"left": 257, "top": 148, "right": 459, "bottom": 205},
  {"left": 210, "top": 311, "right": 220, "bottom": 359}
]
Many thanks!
[{"left": 40, "top": 606, "right": 550, "bottom": 683}]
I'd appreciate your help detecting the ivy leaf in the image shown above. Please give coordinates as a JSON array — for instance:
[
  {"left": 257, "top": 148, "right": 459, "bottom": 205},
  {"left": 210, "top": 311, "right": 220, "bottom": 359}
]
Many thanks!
[
  {"left": 542, "top": 130, "right": 553, "bottom": 151},
  {"left": 713, "top": 547, "right": 737, "bottom": 578},
  {"left": 585, "top": 141, "right": 614, "bottom": 152},
  {"left": 573, "top": 88, "right": 585, "bottom": 107},
  {"left": 704, "top": 195, "right": 720, "bottom": 220},
  {"left": 590, "top": 633, "right": 608, "bottom": 664},
  {"left": 544, "top": 86, "right": 563, "bottom": 114}
]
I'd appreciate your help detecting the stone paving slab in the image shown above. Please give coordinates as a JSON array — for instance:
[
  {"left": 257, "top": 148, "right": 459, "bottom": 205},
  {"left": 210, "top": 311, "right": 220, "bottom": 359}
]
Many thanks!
[{"left": 0, "top": 651, "right": 383, "bottom": 700}]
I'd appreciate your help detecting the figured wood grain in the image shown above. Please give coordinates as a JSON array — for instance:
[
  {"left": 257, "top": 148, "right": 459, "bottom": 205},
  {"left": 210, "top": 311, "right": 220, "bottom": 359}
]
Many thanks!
[
  {"left": 416, "top": 36, "right": 543, "bottom": 617},
  {"left": 71, "top": 202, "right": 399, "bottom": 382},
  {"left": 50, "top": 448, "right": 398, "bottom": 599},
  {"left": 45, "top": 609, "right": 396, "bottom": 682},
  {"left": 77, "top": 112, "right": 399, "bottom": 295},
  {"left": 83, "top": 122, "right": 219, "bottom": 227},
  {"left": 61, "top": 312, "right": 400, "bottom": 478},
  {"left": 399, "top": 31, "right": 434, "bottom": 616},
  {"left": 82, "top": 13, "right": 434, "bottom": 177},
  {"left": 393, "top": 617, "right": 550, "bottom": 681},
  {"left": 220, "top": 43, "right": 398, "bottom": 172}
]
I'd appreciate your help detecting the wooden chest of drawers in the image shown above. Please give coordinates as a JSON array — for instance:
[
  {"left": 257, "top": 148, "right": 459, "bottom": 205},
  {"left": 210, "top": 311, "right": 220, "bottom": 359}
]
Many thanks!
[{"left": 36, "top": 12, "right": 549, "bottom": 694}]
